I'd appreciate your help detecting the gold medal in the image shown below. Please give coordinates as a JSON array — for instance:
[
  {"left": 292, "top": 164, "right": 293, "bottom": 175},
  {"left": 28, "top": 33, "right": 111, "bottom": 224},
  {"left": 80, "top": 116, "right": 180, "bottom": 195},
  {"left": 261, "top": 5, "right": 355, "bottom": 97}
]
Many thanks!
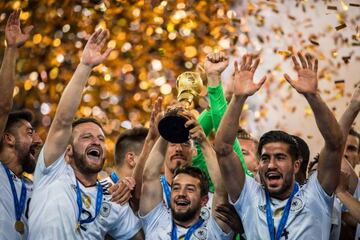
[
  {"left": 15, "top": 220, "right": 24, "bottom": 234},
  {"left": 83, "top": 194, "right": 91, "bottom": 209},
  {"left": 76, "top": 222, "right": 81, "bottom": 232}
]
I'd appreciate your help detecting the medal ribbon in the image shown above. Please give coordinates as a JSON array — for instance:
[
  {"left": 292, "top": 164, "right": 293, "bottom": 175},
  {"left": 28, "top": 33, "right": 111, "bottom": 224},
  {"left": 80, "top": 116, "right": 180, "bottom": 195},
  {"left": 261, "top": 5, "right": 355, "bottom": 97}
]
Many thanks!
[
  {"left": 2, "top": 164, "right": 27, "bottom": 222},
  {"left": 160, "top": 175, "right": 171, "bottom": 207},
  {"left": 171, "top": 218, "right": 204, "bottom": 240},
  {"left": 265, "top": 183, "right": 299, "bottom": 240},
  {"left": 76, "top": 179, "right": 103, "bottom": 227}
]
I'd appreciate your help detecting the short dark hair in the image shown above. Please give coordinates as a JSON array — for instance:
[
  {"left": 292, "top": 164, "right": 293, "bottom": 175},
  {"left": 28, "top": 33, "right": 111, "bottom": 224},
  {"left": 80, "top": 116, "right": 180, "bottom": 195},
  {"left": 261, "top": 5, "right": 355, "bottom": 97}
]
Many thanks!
[
  {"left": 72, "top": 117, "right": 104, "bottom": 132},
  {"left": 1, "top": 110, "right": 34, "bottom": 148},
  {"left": 172, "top": 166, "right": 209, "bottom": 197},
  {"left": 292, "top": 135, "right": 310, "bottom": 173},
  {"left": 349, "top": 128, "right": 360, "bottom": 152},
  {"left": 5, "top": 110, "right": 34, "bottom": 132},
  {"left": 258, "top": 130, "right": 300, "bottom": 161},
  {"left": 114, "top": 127, "right": 148, "bottom": 166}
]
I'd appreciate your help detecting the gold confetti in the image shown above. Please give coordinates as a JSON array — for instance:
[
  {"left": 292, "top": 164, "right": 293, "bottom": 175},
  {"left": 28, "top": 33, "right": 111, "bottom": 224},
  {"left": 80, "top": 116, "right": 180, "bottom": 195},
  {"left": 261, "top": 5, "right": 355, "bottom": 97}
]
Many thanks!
[
  {"left": 335, "top": 23, "right": 347, "bottom": 31},
  {"left": 327, "top": 6, "right": 337, "bottom": 10}
]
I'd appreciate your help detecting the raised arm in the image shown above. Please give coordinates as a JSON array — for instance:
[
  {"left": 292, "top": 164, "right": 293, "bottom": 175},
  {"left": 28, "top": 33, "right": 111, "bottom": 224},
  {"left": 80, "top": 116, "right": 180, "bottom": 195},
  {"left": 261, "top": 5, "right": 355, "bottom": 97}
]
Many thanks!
[
  {"left": 339, "top": 84, "right": 360, "bottom": 136},
  {"left": 185, "top": 115, "right": 232, "bottom": 233},
  {"left": 43, "top": 29, "right": 112, "bottom": 167},
  {"left": 205, "top": 51, "right": 252, "bottom": 177},
  {"left": 0, "top": 10, "right": 33, "bottom": 137},
  {"left": 214, "top": 55, "right": 266, "bottom": 202},
  {"left": 284, "top": 52, "right": 344, "bottom": 194},
  {"left": 139, "top": 137, "right": 168, "bottom": 216},
  {"left": 336, "top": 172, "right": 360, "bottom": 223},
  {"left": 131, "top": 97, "right": 162, "bottom": 211}
]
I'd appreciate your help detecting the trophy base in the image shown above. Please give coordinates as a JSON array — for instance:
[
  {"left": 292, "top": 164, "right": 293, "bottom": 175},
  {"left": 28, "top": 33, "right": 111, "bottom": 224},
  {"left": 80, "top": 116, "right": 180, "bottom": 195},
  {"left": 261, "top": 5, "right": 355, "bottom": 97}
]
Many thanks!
[{"left": 158, "top": 115, "right": 190, "bottom": 143}]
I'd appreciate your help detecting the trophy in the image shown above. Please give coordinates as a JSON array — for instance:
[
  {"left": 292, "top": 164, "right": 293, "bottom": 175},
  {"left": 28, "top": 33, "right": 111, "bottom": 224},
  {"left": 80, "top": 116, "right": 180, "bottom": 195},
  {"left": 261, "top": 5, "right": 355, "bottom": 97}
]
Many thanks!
[{"left": 158, "top": 71, "right": 203, "bottom": 143}]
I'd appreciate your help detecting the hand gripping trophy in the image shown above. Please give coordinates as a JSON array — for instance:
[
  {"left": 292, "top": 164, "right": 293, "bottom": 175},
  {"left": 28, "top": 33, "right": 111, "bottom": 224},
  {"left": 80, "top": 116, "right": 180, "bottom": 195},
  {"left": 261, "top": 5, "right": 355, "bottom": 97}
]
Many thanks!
[{"left": 158, "top": 71, "right": 203, "bottom": 143}]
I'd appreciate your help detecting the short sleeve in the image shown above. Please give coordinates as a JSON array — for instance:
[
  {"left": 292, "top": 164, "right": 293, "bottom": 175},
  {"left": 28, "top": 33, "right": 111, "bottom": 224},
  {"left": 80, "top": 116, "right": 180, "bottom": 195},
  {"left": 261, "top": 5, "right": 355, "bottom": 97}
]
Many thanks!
[
  {"left": 230, "top": 175, "right": 260, "bottom": 218},
  {"left": 108, "top": 203, "right": 142, "bottom": 239},
  {"left": 139, "top": 202, "right": 169, "bottom": 235},
  {"left": 304, "top": 172, "right": 334, "bottom": 216},
  {"left": 33, "top": 147, "right": 69, "bottom": 189}
]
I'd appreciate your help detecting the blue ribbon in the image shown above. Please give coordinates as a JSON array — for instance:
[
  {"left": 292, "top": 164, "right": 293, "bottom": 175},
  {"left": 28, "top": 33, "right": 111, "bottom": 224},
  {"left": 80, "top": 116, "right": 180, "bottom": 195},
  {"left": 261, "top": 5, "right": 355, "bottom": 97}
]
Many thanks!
[
  {"left": 265, "top": 183, "right": 299, "bottom": 240},
  {"left": 110, "top": 171, "right": 119, "bottom": 184},
  {"left": 171, "top": 218, "right": 204, "bottom": 240},
  {"left": 2, "top": 164, "right": 27, "bottom": 222},
  {"left": 160, "top": 175, "right": 171, "bottom": 207},
  {"left": 76, "top": 179, "right": 103, "bottom": 226}
]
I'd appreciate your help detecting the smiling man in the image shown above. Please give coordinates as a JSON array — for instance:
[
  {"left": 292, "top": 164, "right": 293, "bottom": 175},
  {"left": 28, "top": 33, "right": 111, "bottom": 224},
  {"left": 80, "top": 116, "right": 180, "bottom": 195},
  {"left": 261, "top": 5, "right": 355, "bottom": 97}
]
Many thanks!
[
  {"left": 139, "top": 114, "right": 233, "bottom": 239},
  {"left": 214, "top": 53, "right": 344, "bottom": 239},
  {"left": 28, "top": 28, "right": 143, "bottom": 239}
]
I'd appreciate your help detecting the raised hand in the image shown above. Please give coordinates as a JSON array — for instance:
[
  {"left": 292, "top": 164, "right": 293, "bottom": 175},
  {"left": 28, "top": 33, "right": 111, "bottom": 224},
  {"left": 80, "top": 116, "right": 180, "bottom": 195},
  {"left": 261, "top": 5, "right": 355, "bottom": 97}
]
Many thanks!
[
  {"left": 233, "top": 54, "right": 266, "bottom": 97},
  {"left": 284, "top": 52, "right": 318, "bottom": 94},
  {"left": 204, "top": 52, "right": 229, "bottom": 76},
  {"left": 148, "top": 97, "right": 163, "bottom": 141},
  {"left": 81, "top": 28, "right": 113, "bottom": 67},
  {"left": 5, "top": 10, "right": 33, "bottom": 47},
  {"left": 183, "top": 112, "right": 207, "bottom": 144},
  {"left": 204, "top": 52, "right": 229, "bottom": 86}
]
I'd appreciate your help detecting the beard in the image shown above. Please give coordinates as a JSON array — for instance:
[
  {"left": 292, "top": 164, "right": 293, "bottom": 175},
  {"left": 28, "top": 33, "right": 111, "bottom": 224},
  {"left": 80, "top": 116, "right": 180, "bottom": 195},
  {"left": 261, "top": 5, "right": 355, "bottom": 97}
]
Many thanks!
[
  {"left": 72, "top": 145, "right": 105, "bottom": 174},
  {"left": 15, "top": 141, "right": 36, "bottom": 174},
  {"left": 260, "top": 169, "right": 294, "bottom": 199},
  {"left": 171, "top": 205, "right": 199, "bottom": 222}
]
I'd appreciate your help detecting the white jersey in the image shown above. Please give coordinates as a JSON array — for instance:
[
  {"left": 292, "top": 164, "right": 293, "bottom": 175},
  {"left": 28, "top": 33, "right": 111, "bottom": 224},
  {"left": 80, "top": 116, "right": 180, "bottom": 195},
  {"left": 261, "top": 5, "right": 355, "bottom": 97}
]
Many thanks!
[
  {"left": 140, "top": 202, "right": 233, "bottom": 240},
  {"left": 161, "top": 176, "right": 213, "bottom": 211},
  {"left": 0, "top": 162, "right": 32, "bottom": 240},
  {"left": 28, "top": 148, "right": 142, "bottom": 240},
  {"left": 330, "top": 197, "right": 342, "bottom": 240},
  {"left": 232, "top": 172, "right": 334, "bottom": 240}
]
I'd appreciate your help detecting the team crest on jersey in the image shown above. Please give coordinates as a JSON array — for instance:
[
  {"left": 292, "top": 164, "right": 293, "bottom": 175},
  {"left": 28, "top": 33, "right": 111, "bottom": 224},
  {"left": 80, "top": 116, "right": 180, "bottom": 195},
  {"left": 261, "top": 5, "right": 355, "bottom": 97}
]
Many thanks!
[
  {"left": 258, "top": 204, "right": 266, "bottom": 213},
  {"left": 100, "top": 202, "right": 111, "bottom": 217},
  {"left": 192, "top": 227, "right": 207, "bottom": 240},
  {"left": 200, "top": 207, "right": 210, "bottom": 220},
  {"left": 290, "top": 197, "right": 303, "bottom": 212}
]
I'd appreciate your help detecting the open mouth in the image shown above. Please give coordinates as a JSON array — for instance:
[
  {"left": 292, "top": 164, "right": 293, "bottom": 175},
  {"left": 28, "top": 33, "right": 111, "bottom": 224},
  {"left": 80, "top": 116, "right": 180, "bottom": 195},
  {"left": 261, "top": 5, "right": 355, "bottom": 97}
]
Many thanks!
[
  {"left": 175, "top": 198, "right": 190, "bottom": 207},
  {"left": 265, "top": 172, "right": 282, "bottom": 185},
  {"left": 86, "top": 146, "right": 102, "bottom": 161}
]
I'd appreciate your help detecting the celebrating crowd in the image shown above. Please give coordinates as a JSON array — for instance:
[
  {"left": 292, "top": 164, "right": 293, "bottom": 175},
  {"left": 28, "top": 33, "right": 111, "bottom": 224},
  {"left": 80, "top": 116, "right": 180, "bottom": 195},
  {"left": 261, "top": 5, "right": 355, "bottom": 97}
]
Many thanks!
[{"left": 0, "top": 10, "right": 359, "bottom": 240}]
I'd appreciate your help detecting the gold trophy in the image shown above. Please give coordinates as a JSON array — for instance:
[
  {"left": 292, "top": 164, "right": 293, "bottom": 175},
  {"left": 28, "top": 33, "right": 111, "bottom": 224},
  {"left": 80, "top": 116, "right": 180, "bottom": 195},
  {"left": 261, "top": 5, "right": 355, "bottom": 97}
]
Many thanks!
[{"left": 158, "top": 71, "right": 204, "bottom": 143}]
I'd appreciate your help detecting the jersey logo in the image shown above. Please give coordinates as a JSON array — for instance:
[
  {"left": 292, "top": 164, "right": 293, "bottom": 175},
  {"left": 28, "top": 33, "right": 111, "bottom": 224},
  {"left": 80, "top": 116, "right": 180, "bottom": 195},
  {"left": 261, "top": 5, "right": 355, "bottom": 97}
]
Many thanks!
[
  {"left": 290, "top": 197, "right": 303, "bottom": 212},
  {"left": 200, "top": 207, "right": 210, "bottom": 220},
  {"left": 258, "top": 204, "right": 266, "bottom": 213},
  {"left": 193, "top": 227, "right": 207, "bottom": 240},
  {"left": 100, "top": 202, "right": 111, "bottom": 218}
]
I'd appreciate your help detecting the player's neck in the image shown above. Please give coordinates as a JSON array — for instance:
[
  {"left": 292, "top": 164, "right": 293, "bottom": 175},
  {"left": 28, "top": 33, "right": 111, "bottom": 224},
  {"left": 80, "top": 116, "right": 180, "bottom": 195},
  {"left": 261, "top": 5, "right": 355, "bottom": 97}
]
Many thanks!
[
  {"left": 269, "top": 181, "right": 295, "bottom": 200},
  {"left": 164, "top": 166, "right": 173, "bottom": 184},
  {"left": 174, "top": 211, "right": 201, "bottom": 228},
  {"left": 0, "top": 149, "right": 23, "bottom": 177},
  {"left": 75, "top": 170, "right": 98, "bottom": 187}
]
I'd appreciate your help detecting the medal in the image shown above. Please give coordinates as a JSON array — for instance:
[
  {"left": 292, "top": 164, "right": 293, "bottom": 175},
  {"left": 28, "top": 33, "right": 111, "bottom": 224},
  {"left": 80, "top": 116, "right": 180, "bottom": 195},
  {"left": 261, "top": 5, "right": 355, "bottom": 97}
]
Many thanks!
[
  {"left": 2, "top": 164, "right": 27, "bottom": 235},
  {"left": 75, "top": 179, "right": 103, "bottom": 229},
  {"left": 82, "top": 194, "right": 91, "bottom": 209},
  {"left": 76, "top": 222, "right": 80, "bottom": 232},
  {"left": 14, "top": 220, "right": 24, "bottom": 234}
]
